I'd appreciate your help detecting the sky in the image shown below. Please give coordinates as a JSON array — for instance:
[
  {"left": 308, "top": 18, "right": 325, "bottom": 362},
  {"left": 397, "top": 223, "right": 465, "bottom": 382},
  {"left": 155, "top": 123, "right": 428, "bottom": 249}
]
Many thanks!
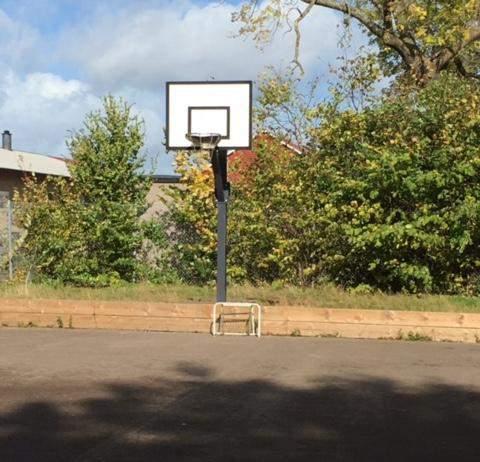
[{"left": 0, "top": 0, "right": 358, "bottom": 173}]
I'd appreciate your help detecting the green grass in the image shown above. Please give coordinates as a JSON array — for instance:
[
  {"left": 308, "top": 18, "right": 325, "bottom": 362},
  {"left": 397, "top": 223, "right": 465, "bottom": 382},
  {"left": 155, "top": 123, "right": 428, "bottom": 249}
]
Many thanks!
[{"left": 1, "top": 282, "right": 480, "bottom": 313}]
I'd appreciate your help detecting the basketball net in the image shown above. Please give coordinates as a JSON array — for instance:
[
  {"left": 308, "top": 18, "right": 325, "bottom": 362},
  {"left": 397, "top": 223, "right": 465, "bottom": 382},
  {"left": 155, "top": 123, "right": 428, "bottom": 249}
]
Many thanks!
[{"left": 185, "top": 132, "right": 222, "bottom": 152}]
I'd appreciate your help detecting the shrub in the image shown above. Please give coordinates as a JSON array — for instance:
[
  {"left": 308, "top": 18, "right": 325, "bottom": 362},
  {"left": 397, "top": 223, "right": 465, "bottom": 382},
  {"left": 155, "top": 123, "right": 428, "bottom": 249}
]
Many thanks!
[
  {"left": 14, "top": 96, "right": 151, "bottom": 286},
  {"left": 300, "top": 74, "right": 480, "bottom": 293},
  {"left": 164, "top": 74, "right": 480, "bottom": 295}
]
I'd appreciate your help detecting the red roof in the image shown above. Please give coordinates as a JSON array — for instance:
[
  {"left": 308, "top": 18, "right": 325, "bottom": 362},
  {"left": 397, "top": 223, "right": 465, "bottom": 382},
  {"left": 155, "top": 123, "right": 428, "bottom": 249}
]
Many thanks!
[
  {"left": 228, "top": 149, "right": 257, "bottom": 184},
  {"left": 228, "top": 135, "right": 302, "bottom": 184}
]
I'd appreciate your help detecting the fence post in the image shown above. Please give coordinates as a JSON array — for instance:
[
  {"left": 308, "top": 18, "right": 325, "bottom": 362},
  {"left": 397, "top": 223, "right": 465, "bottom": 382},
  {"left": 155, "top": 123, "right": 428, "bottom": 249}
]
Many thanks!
[{"left": 7, "top": 199, "right": 13, "bottom": 280}]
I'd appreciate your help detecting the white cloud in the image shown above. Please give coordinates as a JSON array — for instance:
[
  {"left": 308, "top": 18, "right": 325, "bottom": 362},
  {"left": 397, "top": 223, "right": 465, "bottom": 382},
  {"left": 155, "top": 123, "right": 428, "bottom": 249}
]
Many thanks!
[
  {"left": 53, "top": 0, "right": 351, "bottom": 174},
  {"left": 0, "top": 6, "right": 172, "bottom": 168},
  {"left": 0, "top": 68, "right": 100, "bottom": 156},
  {"left": 0, "top": 9, "right": 94, "bottom": 157},
  {"left": 116, "top": 87, "right": 170, "bottom": 172},
  {"left": 21, "top": 73, "right": 89, "bottom": 99},
  {"left": 0, "top": 9, "right": 39, "bottom": 68},
  {"left": 0, "top": 2, "right": 367, "bottom": 173},
  {"left": 0, "top": 66, "right": 174, "bottom": 171},
  {"left": 61, "top": 1, "right": 344, "bottom": 90}
]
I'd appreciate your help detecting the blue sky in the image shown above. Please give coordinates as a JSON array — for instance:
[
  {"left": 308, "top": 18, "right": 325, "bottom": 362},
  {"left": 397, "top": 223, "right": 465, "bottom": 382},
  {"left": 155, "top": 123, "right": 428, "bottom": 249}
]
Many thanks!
[{"left": 0, "top": 0, "right": 355, "bottom": 173}]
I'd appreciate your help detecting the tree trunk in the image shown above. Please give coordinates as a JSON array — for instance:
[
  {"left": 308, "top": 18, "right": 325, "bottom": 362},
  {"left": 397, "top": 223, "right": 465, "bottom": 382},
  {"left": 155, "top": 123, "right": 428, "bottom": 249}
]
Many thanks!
[{"left": 411, "top": 57, "right": 440, "bottom": 86}]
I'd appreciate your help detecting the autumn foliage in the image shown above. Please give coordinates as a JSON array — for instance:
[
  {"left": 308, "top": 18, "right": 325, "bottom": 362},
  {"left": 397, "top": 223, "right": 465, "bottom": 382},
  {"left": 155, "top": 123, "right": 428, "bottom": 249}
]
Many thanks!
[
  {"left": 166, "top": 73, "right": 480, "bottom": 294},
  {"left": 11, "top": 75, "right": 480, "bottom": 295}
]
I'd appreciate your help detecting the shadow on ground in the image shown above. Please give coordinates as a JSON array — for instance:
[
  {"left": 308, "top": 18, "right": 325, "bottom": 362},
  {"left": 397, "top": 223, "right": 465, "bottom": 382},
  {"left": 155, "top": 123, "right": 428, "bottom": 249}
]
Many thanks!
[{"left": 1, "top": 363, "right": 479, "bottom": 461}]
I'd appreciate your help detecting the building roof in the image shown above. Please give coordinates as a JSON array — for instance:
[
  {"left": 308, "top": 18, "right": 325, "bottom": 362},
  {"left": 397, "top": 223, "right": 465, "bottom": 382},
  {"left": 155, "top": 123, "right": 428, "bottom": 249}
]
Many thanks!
[
  {"left": 228, "top": 134, "right": 303, "bottom": 184},
  {"left": 150, "top": 174, "right": 181, "bottom": 184},
  {"left": 0, "top": 148, "right": 70, "bottom": 177}
]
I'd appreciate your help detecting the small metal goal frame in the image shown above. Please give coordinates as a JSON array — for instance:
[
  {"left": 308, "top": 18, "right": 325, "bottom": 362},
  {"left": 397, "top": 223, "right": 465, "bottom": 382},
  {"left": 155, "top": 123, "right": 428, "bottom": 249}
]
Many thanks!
[{"left": 212, "top": 302, "right": 262, "bottom": 337}]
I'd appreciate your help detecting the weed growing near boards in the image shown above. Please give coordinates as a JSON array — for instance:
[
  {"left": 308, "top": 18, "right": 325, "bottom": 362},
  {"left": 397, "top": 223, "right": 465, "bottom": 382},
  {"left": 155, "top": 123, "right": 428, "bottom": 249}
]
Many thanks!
[{"left": 396, "top": 330, "right": 433, "bottom": 342}]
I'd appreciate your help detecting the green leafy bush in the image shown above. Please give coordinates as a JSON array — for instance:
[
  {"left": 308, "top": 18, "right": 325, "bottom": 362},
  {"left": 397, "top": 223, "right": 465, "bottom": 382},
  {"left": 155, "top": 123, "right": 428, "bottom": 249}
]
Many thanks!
[
  {"left": 299, "top": 74, "right": 480, "bottom": 293},
  {"left": 14, "top": 96, "right": 151, "bottom": 286},
  {"left": 166, "top": 74, "right": 480, "bottom": 295}
]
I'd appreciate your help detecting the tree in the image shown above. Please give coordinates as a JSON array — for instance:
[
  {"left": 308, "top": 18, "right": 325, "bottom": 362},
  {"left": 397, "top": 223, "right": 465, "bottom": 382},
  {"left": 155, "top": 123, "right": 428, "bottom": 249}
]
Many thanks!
[
  {"left": 161, "top": 138, "right": 300, "bottom": 285},
  {"left": 233, "top": 0, "right": 480, "bottom": 85},
  {"left": 255, "top": 68, "right": 323, "bottom": 144},
  {"left": 160, "top": 149, "right": 218, "bottom": 284},
  {"left": 297, "top": 73, "right": 480, "bottom": 293},
  {"left": 13, "top": 175, "right": 87, "bottom": 284},
  {"left": 15, "top": 96, "right": 151, "bottom": 286},
  {"left": 163, "top": 72, "right": 480, "bottom": 294},
  {"left": 68, "top": 96, "right": 151, "bottom": 284},
  {"left": 228, "top": 137, "right": 307, "bottom": 284}
]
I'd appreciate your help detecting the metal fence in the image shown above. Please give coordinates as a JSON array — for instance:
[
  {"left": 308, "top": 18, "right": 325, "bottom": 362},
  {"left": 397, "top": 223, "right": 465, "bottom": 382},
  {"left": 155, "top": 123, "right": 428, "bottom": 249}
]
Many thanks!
[{"left": 0, "top": 192, "right": 14, "bottom": 280}]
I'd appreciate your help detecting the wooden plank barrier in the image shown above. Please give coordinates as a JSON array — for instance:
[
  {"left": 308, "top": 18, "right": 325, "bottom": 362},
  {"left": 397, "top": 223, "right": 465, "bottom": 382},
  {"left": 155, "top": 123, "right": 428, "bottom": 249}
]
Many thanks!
[{"left": 1, "top": 299, "right": 480, "bottom": 343}]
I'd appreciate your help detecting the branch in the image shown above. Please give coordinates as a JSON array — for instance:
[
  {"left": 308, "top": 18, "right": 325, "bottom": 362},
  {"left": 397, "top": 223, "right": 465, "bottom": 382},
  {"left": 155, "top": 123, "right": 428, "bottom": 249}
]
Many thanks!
[
  {"left": 454, "top": 57, "right": 480, "bottom": 80},
  {"left": 293, "top": 0, "right": 316, "bottom": 74},
  {"left": 383, "top": 0, "right": 394, "bottom": 30},
  {"left": 300, "top": 0, "right": 383, "bottom": 36},
  {"left": 462, "top": 26, "right": 480, "bottom": 50},
  {"left": 370, "top": 0, "right": 383, "bottom": 12},
  {"left": 436, "top": 26, "right": 480, "bottom": 71},
  {"left": 301, "top": 0, "right": 416, "bottom": 66}
]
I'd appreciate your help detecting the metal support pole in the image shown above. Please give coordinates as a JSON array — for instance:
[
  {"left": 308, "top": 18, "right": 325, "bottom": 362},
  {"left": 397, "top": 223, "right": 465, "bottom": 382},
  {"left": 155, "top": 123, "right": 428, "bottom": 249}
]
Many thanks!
[
  {"left": 212, "top": 148, "right": 229, "bottom": 303},
  {"left": 216, "top": 195, "right": 228, "bottom": 302},
  {"left": 7, "top": 199, "right": 13, "bottom": 280}
]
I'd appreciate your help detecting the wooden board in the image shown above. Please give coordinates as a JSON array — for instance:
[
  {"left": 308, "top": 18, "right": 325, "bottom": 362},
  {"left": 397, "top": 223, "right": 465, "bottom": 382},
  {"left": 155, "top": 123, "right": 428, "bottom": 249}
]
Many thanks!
[{"left": 1, "top": 299, "right": 480, "bottom": 343}]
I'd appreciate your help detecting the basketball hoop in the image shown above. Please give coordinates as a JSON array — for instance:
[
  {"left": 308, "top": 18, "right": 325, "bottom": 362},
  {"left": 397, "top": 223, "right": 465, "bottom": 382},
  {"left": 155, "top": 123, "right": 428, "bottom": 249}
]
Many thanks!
[
  {"left": 185, "top": 132, "right": 222, "bottom": 151},
  {"left": 166, "top": 81, "right": 253, "bottom": 305},
  {"left": 166, "top": 81, "right": 252, "bottom": 151}
]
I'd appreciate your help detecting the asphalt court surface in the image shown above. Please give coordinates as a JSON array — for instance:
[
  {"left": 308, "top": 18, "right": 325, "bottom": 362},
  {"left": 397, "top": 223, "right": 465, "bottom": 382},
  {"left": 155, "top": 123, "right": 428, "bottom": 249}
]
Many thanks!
[{"left": 1, "top": 328, "right": 480, "bottom": 461}]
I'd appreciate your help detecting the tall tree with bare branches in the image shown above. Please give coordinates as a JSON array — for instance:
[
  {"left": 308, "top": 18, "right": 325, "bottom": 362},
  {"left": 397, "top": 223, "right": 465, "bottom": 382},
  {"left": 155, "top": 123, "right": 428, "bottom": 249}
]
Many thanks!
[{"left": 233, "top": 0, "right": 480, "bottom": 85}]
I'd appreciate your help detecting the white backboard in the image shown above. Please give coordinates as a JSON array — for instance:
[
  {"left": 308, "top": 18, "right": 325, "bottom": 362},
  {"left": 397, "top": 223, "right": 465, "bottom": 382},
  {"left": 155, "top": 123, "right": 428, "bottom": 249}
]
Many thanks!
[{"left": 166, "top": 81, "right": 252, "bottom": 150}]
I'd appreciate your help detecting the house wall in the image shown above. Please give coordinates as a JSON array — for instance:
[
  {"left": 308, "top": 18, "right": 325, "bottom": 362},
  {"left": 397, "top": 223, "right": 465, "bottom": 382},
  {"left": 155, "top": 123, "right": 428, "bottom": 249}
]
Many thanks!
[
  {"left": 0, "top": 169, "right": 25, "bottom": 199},
  {"left": 0, "top": 168, "right": 181, "bottom": 222},
  {"left": 0, "top": 169, "right": 48, "bottom": 259},
  {"left": 144, "top": 182, "right": 181, "bottom": 220},
  {"left": 0, "top": 170, "right": 181, "bottom": 272},
  {"left": 0, "top": 170, "right": 23, "bottom": 276},
  {"left": 0, "top": 169, "right": 27, "bottom": 234}
]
